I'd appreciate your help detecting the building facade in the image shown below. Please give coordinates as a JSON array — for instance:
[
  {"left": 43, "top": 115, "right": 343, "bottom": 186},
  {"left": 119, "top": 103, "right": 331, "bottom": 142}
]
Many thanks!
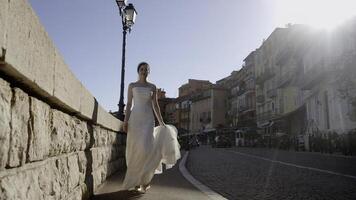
[
  {"left": 217, "top": 52, "right": 257, "bottom": 130},
  {"left": 179, "top": 79, "right": 212, "bottom": 97},
  {"left": 254, "top": 25, "right": 309, "bottom": 137},
  {"left": 189, "top": 85, "right": 227, "bottom": 134},
  {"left": 254, "top": 22, "right": 356, "bottom": 145},
  {"left": 174, "top": 79, "right": 213, "bottom": 134}
]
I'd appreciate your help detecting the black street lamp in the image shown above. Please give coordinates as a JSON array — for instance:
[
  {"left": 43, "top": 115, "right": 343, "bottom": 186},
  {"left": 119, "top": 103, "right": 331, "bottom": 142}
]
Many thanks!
[{"left": 115, "top": 0, "right": 137, "bottom": 121}]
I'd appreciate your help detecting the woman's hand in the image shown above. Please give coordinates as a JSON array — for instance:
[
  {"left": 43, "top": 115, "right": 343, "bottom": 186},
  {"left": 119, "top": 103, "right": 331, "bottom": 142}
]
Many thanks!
[{"left": 123, "top": 121, "right": 128, "bottom": 133}]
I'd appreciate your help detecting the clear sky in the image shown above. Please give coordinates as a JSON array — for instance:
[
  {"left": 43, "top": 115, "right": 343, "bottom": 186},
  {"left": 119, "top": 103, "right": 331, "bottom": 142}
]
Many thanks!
[{"left": 28, "top": 0, "right": 356, "bottom": 112}]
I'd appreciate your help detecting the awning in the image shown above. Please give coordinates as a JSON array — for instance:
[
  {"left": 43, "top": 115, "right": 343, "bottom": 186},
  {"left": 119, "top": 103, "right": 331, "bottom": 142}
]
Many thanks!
[
  {"left": 258, "top": 121, "right": 274, "bottom": 129},
  {"left": 203, "top": 128, "right": 216, "bottom": 133}
]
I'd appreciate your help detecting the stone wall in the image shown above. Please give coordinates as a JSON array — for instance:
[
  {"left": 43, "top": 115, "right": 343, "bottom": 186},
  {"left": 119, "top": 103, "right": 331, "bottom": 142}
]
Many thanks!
[
  {"left": 0, "top": 0, "right": 126, "bottom": 199},
  {"left": 0, "top": 77, "right": 126, "bottom": 199}
]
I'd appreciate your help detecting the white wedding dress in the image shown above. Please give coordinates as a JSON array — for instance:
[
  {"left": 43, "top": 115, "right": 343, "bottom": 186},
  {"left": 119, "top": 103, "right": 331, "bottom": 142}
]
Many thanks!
[{"left": 122, "top": 87, "right": 181, "bottom": 190}]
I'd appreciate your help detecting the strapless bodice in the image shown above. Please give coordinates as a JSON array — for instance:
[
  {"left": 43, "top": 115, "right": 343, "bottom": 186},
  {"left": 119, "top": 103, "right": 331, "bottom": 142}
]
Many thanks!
[{"left": 132, "top": 86, "right": 153, "bottom": 111}]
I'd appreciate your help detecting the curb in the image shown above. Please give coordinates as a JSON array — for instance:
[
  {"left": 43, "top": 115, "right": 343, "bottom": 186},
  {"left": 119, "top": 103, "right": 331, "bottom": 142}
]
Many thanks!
[{"left": 178, "top": 151, "right": 228, "bottom": 200}]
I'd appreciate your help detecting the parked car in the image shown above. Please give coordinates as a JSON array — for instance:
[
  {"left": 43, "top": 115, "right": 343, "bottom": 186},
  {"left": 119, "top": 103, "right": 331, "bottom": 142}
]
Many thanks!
[
  {"left": 179, "top": 135, "right": 200, "bottom": 150},
  {"left": 213, "top": 135, "right": 232, "bottom": 148},
  {"left": 188, "top": 137, "right": 200, "bottom": 149}
]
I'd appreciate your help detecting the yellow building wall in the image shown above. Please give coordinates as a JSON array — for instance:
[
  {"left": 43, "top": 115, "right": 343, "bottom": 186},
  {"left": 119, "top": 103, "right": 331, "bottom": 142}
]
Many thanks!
[{"left": 283, "top": 87, "right": 299, "bottom": 114}]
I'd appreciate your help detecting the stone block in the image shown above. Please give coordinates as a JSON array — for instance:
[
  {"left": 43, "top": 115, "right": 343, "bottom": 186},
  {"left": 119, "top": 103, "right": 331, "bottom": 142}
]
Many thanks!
[
  {"left": 38, "top": 161, "right": 61, "bottom": 199},
  {"left": 0, "top": 161, "right": 62, "bottom": 200},
  {"left": 0, "top": 0, "right": 8, "bottom": 61},
  {"left": 68, "top": 154, "right": 80, "bottom": 192},
  {"left": 97, "top": 104, "right": 122, "bottom": 132},
  {"left": 0, "top": 78, "right": 11, "bottom": 170},
  {"left": 99, "top": 128, "right": 108, "bottom": 146},
  {"left": 8, "top": 88, "right": 29, "bottom": 167},
  {"left": 28, "top": 97, "right": 50, "bottom": 162},
  {"left": 50, "top": 110, "right": 73, "bottom": 156},
  {"left": 79, "top": 84, "right": 95, "bottom": 120},
  {"left": 73, "top": 118, "right": 90, "bottom": 152},
  {"left": 92, "top": 166, "right": 107, "bottom": 191},
  {"left": 77, "top": 151, "right": 87, "bottom": 184},
  {"left": 5, "top": 0, "right": 55, "bottom": 97},
  {"left": 53, "top": 49, "right": 81, "bottom": 112},
  {"left": 55, "top": 156, "right": 69, "bottom": 199},
  {"left": 102, "top": 147, "right": 110, "bottom": 164},
  {"left": 92, "top": 168, "right": 102, "bottom": 191},
  {"left": 91, "top": 148, "right": 101, "bottom": 170},
  {"left": 93, "top": 126, "right": 100, "bottom": 147},
  {"left": 107, "top": 130, "right": 119, "bottom": 145},
  {"left": 93, "top": 126, "right": 109, "bottom": 147},
  {"left": 67, "top": 185, "right": 82, "bottom": 200},
  {"left": 0, "top": 168, "right": 42, "bottom": 200}
]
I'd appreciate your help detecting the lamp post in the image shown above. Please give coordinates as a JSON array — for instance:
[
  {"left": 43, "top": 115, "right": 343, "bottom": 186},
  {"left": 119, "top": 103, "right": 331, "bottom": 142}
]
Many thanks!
[{"left": 115, "top": 0, "right": 137, "bottom": 121}]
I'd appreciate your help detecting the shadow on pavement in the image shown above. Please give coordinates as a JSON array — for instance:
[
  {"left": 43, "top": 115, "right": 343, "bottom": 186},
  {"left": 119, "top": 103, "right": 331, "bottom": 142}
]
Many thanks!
[{"left": 93, "top": 190, "right": 143, "bottom": 200}]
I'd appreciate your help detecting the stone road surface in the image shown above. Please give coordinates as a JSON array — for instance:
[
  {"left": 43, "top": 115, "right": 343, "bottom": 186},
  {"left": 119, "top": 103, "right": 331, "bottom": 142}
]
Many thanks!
[
  {"left": 186, "top": 146, "right": 356, "bottom": 200},
  {"left": 92, "top": 151, "right": 207, "bottom": 200}
]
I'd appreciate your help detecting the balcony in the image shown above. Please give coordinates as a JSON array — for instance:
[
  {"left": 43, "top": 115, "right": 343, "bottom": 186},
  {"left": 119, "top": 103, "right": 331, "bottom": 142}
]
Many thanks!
[
  {"left": 237, "top": 88, "right": 246, "bottom": 96},
  {"left": 238, "top": 105, "right": 248, "bottom": 112},
  {"left": 255, "top": 68, "right": 275, "bottom": 86},
  {"left": 266, "top": 89, "right": 277, "bottom": 98},
  {"left": 257, "top": 110, "right": 282, "bottom": 121},
  {"left": 256, "top": 95, "right": 265, "bottom": 103},
  {"left": 301, "top": 69, "right": 329, "bottom": 90},
  {"left": 257, "top": 111, "right": 272, "bottom": 120},
  {"left": 277, "top": 70, "right": 296, "bottom": 88}
]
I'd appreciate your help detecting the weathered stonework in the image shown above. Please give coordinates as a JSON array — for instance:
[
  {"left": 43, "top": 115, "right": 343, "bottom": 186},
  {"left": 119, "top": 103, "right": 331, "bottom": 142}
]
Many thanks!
[
  {"left": 51, "top": 110, "right": 79, "bottom": 156},
  {"left": 0, "top": 78, "right": 11, "bottom": 170},
  {"left": 38, "top": 161, "right": 61, "bottom": 199},
  {"left": 5, "top": 0, "right": 55, "bottom": 97},
  {"left": 0, "top": 0, "right": 7, "bottom": 61},
  {"left": 77, "top": 152, "right": 88, "bottom": 184},
  {"left": 68, "top": 154, "right": 80, "bottom": 193},
  {"left": 8, "top": 87, "right": 29, "bottom": 167},
  {"left": 0, "top": 167, "right": 43, "bottom": 200},
  {"left": 0, "top": 85, "right": 125, "bottom": 199},
  {"left": 79, "top": 84, "right": 95, "bottom": 120},
  {"left": 0, "top": 0, "right": 125, "bottom": 199},
  {"left": 28, "top": 97, "right": 51, "bottom": 162},
  {"left": 53, "top": 50, "right": 81, "bottom": 112}
]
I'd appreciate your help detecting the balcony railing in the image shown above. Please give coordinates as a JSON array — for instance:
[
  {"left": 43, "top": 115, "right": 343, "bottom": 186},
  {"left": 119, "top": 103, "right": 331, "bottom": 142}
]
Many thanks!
[
  {"left": 256, "top": 68, "right": 275, "bottom": 86},
  {"left": 237, "top": 88, "right": 246, "bottom": 96},
  {"left": 256, "top": 95, "right": 265, "bottom": 103},
  {"left": 267, "top": 89, "right": 277, "bottom": 98},
  {"left": 301, "top": 69, "right": 328, "bottom": 90},
  {"left": 257, "top": 110, "right": 282, "bottom": 121},
  {"left": 257, "top": 111, "right": 272, "bottom": 120},
  {"left": 238, "top": 105, "right": 248, "bottom": 112}
]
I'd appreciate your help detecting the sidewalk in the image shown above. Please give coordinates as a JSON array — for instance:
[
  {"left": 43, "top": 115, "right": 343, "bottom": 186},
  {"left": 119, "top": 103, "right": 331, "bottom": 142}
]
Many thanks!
[{"left": 92, "top": 151, "right": 208, "bottom": 200}]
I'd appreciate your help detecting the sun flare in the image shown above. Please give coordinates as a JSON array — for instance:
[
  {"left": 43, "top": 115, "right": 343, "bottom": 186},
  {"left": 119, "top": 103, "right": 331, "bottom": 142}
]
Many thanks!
[{"left": 273, "top": 0, "right": 356, "bottom": 30}]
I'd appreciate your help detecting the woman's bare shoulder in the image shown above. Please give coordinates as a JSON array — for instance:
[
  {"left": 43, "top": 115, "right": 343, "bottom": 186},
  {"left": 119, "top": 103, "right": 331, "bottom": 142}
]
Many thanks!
[
  {"left": 128, "top": 82, "right": 136, "bottom": 88},
  {"left": 147, "top": 82, "right": 156, "bottom": 90}
]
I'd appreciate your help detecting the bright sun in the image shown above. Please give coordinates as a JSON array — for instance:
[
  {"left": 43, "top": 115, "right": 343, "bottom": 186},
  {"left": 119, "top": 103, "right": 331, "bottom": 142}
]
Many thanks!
[{"left": 273, "top": 0, "right": 356, "bottom": 30}]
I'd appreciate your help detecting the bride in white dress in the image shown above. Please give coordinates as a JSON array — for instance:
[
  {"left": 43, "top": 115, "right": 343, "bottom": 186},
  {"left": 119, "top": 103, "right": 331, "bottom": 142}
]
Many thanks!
[{"left": 122, "top": 62, "right": 181, "bottom": 192}]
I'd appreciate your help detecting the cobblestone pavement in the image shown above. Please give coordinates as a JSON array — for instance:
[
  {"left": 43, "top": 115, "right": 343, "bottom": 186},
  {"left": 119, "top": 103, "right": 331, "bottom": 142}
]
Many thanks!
[{"left": 186, "top": 146, "right": 356, "bottom": 200}]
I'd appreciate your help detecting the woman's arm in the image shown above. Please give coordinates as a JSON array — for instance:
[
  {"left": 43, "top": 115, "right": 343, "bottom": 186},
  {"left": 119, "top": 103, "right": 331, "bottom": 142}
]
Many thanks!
[
  {"left": 151, "top": 85, "right": 165, "bottom": 126},
  {"left": 123, "top": 83, "right": 133, "bottom": 132}
]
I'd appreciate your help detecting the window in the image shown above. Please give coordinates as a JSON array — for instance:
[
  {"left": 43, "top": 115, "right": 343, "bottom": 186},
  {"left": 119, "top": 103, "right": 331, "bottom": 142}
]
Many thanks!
[{"left": 272, "top": 102, "right": 275, "bottom": 112}]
